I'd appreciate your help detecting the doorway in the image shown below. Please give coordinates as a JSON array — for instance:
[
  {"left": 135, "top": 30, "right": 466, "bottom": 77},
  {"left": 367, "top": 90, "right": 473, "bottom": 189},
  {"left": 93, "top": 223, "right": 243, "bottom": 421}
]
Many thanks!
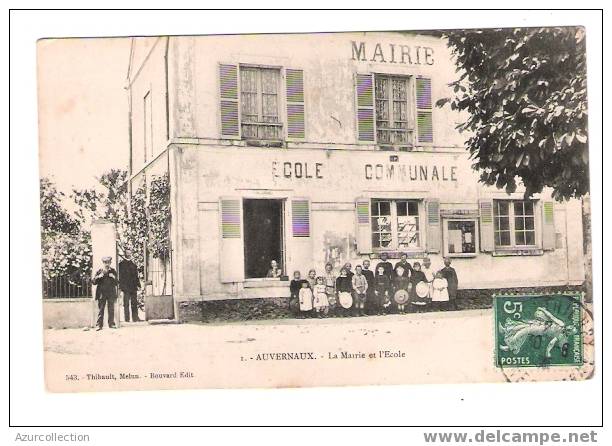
[{"left": 243, "top": 199, "right": 284, "bottom": 279}]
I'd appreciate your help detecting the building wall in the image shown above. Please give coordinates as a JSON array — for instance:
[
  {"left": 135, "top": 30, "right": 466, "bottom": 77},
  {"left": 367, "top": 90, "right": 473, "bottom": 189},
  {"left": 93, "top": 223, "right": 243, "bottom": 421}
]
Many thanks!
[
  {"left": 129, "top": 37, "right": 168, "bottom": 172},
  {"left": 167, "top": 144, "right": 585, "bottom": 299},
  {"left": 129, "top": 32, "right": 586, "bottom": 304},
  {"left": 168, "top": 32, "right": 465, "bottom": 147}
]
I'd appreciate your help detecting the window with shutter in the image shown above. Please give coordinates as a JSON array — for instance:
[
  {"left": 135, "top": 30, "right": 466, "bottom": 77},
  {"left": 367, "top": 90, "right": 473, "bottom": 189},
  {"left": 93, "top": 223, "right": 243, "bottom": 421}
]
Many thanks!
[
  {"left": 493, "top": 200, "right": 536, "bottom": 248},
  {"left": 366, "top": 199, "right": 422, "bottom": 252},
  {"left": 375, "top": 75, "right": 413, "bottom": 146},
  {"left": 416, "top": 77, "right": 433, "bottom": 144},
  {"left": 286, "top": 69, "right": 305, "bottom": 140},
  {"left": 219, "top": 64, "right": 240, "bottom": 138},
  {"left": 239, "top": 66, "right": 282, "bottom": 140}
]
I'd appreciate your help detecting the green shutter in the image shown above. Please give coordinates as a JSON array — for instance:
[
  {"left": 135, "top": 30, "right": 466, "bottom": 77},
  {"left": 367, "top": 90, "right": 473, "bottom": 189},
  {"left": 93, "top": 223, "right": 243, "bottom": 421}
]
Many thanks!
[
  {"left": 355, "top": 73, "right": 375, "bottom": 142},
  {"left": 542, "top": 201, "right": 556, "bottom": 250},
  {"left": 291, "top": 198, "right": 310, "bottom": 237},
  {"left": 416, "top": 77, "right": 433, "bottom": 144},
  {"left": 425, "top": 199, "right": 441, "bottom": 253},
  {"left": 479, "top": 199, "right": 494, "bottom": 252},
  {"left": 219, "top": 64, "right": 239, "bottom": 137},
  {"left": 219, "top": 197, "right": 244, "bottom": 283},
  {"left": 355, "top": 197, "right": 372, "bottom": 253},
  {"left": 288, "top": 197, "right": 313, "bottom": 278},
  {"left": 286, "top": 69, "right": 305, "bottom": 139}
]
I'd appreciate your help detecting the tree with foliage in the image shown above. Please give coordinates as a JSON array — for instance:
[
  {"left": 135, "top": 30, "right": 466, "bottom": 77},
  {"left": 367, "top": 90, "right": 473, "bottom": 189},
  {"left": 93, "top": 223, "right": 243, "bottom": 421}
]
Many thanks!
[
  {"left": 72, "top": 169, "right": 148, "bottom": 276},
  {"left": 146, "top": 174, "right": 171, "bottom": 295},
  {"left": 40, "top": 177, "right": 91, "bottom": 291},
  {"left": 40, "top": 177, "right": 80, "bottom": 235},
  {"left": 438, "top": 27, "right": 588, "bottom": 201},
  {"left": 72, "top": 168, "right": 129, "bottom": 227}
]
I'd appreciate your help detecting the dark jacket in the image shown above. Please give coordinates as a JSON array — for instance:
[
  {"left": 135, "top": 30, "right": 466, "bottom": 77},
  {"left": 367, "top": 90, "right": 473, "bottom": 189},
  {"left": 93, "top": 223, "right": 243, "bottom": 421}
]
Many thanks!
[
  {"left": 373, "top": 274, "right": 391, "bottom": 296},
  {"left": 409, "top": 270, "right": 427, "bottom": 299},
  {"left": 376, "top": 260, "right": 394, "bottom": 279},
  {"left": 361, "top": 268, "right": 375, "bottom": 293},
  {"left": 394, "top": 260, "right": 414, "bottom": 277},
  {"left": 93, "top": 267, "right": 118, "bottom": 300},
  {"left": 335, "top": 275, "right": 353, "bottom": 293},
  {"left": 290, "top": 279, "right": 307, "bottom": 298},
  {"left": 118, "top": 259, "right": 140, "bottom": 292},
  {"left": 440, "top": 266, "right": 459, "bottom": 299},
  {"left": 394, "top": 274, "right": 411, "bottom": 292}
]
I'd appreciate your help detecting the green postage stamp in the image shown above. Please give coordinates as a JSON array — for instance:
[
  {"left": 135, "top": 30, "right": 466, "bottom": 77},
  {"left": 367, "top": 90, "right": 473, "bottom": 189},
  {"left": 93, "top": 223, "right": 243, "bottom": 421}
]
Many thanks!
[{"left": 494, "top": 293, "right": 583, "bottom": 368}]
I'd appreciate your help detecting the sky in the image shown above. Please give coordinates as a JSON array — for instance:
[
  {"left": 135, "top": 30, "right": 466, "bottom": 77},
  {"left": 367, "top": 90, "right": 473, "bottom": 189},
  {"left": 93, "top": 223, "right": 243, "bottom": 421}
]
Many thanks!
[{"left": 37, "top": 37, "right": 132, "bottom": 194}]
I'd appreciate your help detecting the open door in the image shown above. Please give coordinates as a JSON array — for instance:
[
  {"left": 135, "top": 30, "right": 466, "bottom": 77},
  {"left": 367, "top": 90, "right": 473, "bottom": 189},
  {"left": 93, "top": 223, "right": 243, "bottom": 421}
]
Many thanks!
[{"left": 243, "top": 199, "right": 285, "bottom": 278}]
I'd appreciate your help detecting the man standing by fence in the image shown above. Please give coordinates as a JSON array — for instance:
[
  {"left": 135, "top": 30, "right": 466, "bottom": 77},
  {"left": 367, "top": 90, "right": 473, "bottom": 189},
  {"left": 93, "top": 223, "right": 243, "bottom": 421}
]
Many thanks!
[
  {"left": 93, "top": 256, "right": 118, "bottom": 331},
  {"left": 119, "top": 250, "right": 141, "bottom": 322}
]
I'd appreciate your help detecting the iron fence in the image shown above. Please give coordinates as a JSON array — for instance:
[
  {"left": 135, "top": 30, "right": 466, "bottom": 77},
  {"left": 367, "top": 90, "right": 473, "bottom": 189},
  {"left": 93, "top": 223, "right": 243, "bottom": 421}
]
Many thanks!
[{"left": 42, "top": 275, "right": 92, "bottom": 299}]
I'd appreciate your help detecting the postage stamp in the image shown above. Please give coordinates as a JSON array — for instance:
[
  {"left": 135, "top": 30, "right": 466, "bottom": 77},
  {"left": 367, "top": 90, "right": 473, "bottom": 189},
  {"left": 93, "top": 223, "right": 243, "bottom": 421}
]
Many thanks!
[{"left": 494, "top": 293, "right": 583, "bottom": 368}]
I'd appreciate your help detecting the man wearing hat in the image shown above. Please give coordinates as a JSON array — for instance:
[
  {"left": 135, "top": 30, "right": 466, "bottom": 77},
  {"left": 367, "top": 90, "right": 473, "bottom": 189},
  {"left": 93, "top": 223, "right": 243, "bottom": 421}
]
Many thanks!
[
  {"left": 119, "top": 249, "right": 141, "bottom": 322},
  {"left": 93, "top": 256, "right": 118, "bottom": 330}
]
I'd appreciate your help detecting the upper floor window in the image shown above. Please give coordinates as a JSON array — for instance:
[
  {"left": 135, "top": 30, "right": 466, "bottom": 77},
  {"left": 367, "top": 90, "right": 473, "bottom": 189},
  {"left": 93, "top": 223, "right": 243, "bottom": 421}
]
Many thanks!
[
  {"left": 375, "top": 75, "right": 412, "bottom": 146},
  {"left": 240, "top": 67, "right": 282, "bottom": 140},
  {"left": 355, "top": 73, "right": 432, "bottom": 148},
  {"left": 494, "top": 200, "right": 536, "bottom": 247},
  {"left": 219, "top": 64, "right": 305, "bottom": 142}
]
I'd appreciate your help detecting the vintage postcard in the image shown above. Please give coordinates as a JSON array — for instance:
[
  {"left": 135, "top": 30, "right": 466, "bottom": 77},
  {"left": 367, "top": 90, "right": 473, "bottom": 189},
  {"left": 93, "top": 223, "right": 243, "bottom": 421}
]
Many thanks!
[{"left": 38, "top": 27, "right": 593, "bottom": 392}]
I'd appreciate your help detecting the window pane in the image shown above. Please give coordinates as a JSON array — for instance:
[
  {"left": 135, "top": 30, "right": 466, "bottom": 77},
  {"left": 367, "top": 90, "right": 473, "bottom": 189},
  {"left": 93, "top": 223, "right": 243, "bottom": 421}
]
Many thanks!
[
  {"left": 514, "top": 201, "right": 525, "bottom": 216},
  {"left": 241, "top": 69, "right": 258, "bottom": 93},
  {"left": 380, "top": 232, "right": 393, "bottom": 247},
  {"left": 495, "top": 201, "right": 509, "bottom": 216},
  {"left": 241, "top": 93, "right": 258, "bottom": 121},
  {"left": 408, "top": 201, "right": 419, "bottom": 215},
  {"left": 377, "top": 216, "right": 391, "bottom": 232},
  {"left": 496, "top": 231, "right": 511, "bottom": 246},
  {"left": 260, "top": 69, "right": 278, "bottom": 94},
  {"left": 372, "top": 233, "right": 381, "bottom": 248},
  {"left": 525, "top": 217, "right": 534, "bottom": 230},
  {"left": 525, "top": 231, "right": 535, "bottom": 245},
  {"left": 516, "top": 231, "right": 525, "bottom": 245},
  {"left": 392, "top": 79, "right": 407, "bottom": 100},
  {"left": 398, "top": 232, "right": 419, "bottom": 248},
  {"left": 376, "top": 100, "right": 389, "bottom": 124},
  {"left": 524, "top": 201, "right": 534, "bottom": 215},
  {"left": 496, "top": 216, "right": 510, "bottom": 231},
  {"left": 261, "top": 94, "right": 278, "bottom": 122},
  {"left": 376, "top": 77, "right": 389, "bottom": 96},
  {"left": 515, "top": 217, "right": 524, "bottom": 230},
  {"left": 393, "top": 101, "right": 407, "bottom": 127},
  {"left": 378, "top": 201, "right": 391, "bottom": 215},
  {"left": 397, "top": 201, "right": 407, "bottom": 216},
  {"left": 397, "top": 216, "right": 418, "bottom": 233}
]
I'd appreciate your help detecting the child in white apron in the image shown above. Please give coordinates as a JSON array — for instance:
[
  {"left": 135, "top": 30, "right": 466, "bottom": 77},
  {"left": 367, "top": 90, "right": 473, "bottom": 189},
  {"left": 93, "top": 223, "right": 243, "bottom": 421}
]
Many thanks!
[
  {"left": 298, "top": 281, "right": 313, "bottom": 317},
  {"left": 313, "top": 276, "right": 329, "bottom": 317},
  {"left": 431, "top": 272, "right": 449, "bottom": 308}
]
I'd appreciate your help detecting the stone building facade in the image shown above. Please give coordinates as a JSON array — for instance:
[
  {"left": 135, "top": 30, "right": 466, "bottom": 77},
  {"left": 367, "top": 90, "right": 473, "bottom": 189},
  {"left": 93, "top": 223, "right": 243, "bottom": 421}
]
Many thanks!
[{"left": 126, "top": 32, "right": 585, "bottom": 320}]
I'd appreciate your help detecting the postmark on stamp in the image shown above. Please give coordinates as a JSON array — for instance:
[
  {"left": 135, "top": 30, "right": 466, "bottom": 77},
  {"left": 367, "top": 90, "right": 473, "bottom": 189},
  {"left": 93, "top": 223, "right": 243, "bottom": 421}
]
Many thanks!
[{"left": 494, "top": 293, "right": 583, "bottom": 368}]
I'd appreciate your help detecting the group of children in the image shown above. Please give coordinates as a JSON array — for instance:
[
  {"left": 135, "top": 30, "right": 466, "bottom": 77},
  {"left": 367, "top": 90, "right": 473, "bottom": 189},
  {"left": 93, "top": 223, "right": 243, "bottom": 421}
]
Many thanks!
[{"left": 288, "top": 252, "right": 459, "bottom": 318}]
